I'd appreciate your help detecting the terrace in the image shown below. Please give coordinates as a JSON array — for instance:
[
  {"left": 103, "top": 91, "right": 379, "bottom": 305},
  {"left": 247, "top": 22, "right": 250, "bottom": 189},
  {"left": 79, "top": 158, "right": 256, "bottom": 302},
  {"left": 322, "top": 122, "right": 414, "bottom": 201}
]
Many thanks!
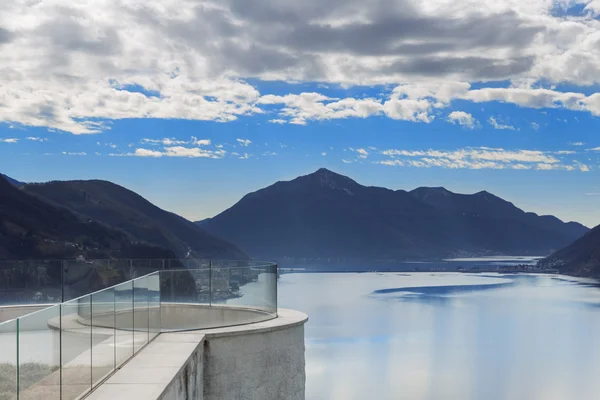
[{"left": 0, "top": 259, "right": 307, "bottom": 400}]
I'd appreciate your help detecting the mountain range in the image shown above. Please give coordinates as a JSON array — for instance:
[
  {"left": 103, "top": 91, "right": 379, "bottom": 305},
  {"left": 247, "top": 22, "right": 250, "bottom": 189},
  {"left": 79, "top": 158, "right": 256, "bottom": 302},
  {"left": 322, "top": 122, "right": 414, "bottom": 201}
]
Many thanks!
[
  {"left": 21, "top": 179, "right": 247, "bottom": 260},
  {"left": 3, "top": 168, "right": 595, "bottom": 276},
  {"left": 0, "top": 174, "right": 174, "bottom": 260},
  {"left": 201, "top": 168, "right": 589, "bottom": 262},
  {"left": 539, "top": 224, "right": 600, "bottom": 277}
]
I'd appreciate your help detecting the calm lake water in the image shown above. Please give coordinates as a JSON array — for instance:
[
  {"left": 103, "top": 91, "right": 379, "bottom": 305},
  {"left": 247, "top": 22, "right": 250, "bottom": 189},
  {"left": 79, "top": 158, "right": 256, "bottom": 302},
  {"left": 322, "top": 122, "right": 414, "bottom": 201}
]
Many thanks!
[{"left": 278, "top": 272, "right": 600, "bottom": 400}]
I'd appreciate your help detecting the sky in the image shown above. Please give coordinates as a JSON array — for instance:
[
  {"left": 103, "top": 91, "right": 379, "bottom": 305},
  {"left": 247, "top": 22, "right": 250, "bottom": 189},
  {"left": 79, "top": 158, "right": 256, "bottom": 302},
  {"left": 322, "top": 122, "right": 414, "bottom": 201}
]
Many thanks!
[{"left": 0, "top": 0, "right": 600, "bottom": 227}]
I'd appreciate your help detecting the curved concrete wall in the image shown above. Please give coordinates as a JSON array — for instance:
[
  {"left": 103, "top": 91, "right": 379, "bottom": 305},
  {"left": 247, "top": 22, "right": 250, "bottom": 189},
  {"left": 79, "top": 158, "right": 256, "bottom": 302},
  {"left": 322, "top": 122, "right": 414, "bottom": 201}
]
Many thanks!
[
  {"left": 201, "top": 309, "right": 307, "bottom": 400},
  {"left": 86, "top": 308, "right": 308, "bottom": 400}
]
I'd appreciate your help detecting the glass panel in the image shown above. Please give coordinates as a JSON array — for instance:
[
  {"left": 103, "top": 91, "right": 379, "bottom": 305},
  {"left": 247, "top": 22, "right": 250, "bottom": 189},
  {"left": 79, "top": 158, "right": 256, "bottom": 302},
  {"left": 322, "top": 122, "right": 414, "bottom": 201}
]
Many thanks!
[
  {"left": 130, "top": 259, "right": 164, "bottom": 278},
  {"left": 0, "top": 319, "right": 17, "bottom": 400},
  {"left": 0, "top": 260, "right": 62, "bottom": 306},
  {"left": 133, "top": 277, "right": 149, "bottom": 353},
  {"left": 18, "top": 305, "right": 60, "bottom": 400},
  {"left": 114, "top": 280, "right": 133, "bottom": 367},
  {"left": 60, "top": 297, "right": 92, "bottom": 400},
  {"left": 210, "top": 265, "right": 234, "bottom": 306},
  {"left": 148, "top": 273, "right": 161, "bottom": 341},
  {"left": 63, "top": 260, "right": 100, "bottom": 301},
  {"left": 212, "top": 263, "right": 278, "bottom": 324},
  {"left": 159, "top": 268, "right": 209, "bottom": 331},
  {"left": 160, "top": 269, "right": 208, "bottom": 304},
  {"left": 91, "top": 288, "right": 115, "bottom": 388}
]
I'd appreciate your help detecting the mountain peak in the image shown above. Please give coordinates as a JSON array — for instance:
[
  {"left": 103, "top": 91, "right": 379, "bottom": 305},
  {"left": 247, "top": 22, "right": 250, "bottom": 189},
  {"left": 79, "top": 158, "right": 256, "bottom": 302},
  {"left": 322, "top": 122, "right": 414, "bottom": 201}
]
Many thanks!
[
  {"left": 473, "top": 190, "right": 500, "bottom": 201},
  {"left": 412, "top": 186, "right": 453, "bottom": 195},
  {"left": 1, "top": 174, "right": 24, "bottom": 187},
  {"left": 313, "top": 167, "right": 339, "bottom": 177},
  {"left": 305, "top": 168, "right": 359, "bottom": 192}
]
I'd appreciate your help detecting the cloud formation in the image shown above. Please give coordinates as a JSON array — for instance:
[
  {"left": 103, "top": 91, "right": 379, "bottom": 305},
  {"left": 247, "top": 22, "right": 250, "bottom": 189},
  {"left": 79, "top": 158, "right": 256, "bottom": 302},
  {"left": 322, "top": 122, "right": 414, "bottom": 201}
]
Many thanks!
[
  {"left": 379, "top": 147, "right": 590, "bottom": 171},
  {"left": 1, "top": 1, "right": 600, "bottom": 132},
  {"left": 128, "top": 147, "right": 226, "bottom": 158},
  {"left": 488, "top": 117, "right": 516, "bottom": 130},
  {"left": 448, "top": 111, "right": 477, "bottom": 127},
  {"left": 236, "top": 138, "right": 252, "bottom": 146}
]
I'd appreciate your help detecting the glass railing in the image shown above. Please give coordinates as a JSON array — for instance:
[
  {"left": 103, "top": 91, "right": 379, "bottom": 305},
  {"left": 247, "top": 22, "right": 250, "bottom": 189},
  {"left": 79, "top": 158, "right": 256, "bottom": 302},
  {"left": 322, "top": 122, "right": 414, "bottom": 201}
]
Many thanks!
[
  {"left": 0, "top": 260, "right": 277, "bottom": 400},
  {"left": 0, "top": 258, "right": 192, "bottom": 306}
]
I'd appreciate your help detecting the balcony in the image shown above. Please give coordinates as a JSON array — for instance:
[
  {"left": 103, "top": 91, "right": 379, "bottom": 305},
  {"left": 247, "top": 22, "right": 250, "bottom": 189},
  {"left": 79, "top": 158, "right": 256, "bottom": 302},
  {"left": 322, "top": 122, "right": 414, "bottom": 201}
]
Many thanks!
[{"left": 0, "top": 259, "right": 307, "bottom": 400}]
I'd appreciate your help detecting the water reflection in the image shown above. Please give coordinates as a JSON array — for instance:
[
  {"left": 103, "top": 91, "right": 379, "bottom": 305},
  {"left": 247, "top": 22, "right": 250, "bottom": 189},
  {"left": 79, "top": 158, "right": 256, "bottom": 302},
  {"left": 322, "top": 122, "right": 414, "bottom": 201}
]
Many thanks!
[{"left": 278, "top": 273, "right": 600, "bottom": 400}]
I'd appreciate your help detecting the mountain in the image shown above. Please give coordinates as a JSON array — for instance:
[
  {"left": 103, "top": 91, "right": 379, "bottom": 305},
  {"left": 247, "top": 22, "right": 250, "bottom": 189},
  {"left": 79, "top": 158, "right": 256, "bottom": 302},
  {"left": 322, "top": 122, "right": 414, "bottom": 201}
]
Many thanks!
[
  {"left": 202, "top": 168, "right": 588, "bottom": 261},
  {"left": 1, "top": 174, "right": 24, "bottom": 187},
  {"left": 22, "top": 179, "right": 247, "bottom": 260},
  {"left": 0, "top": 174, "right": 175, "bottom": 260},
  {"left": 538, "top": 224, "right": 600, "bottom": 277},
  {"left": 410, "top": 187, "right": 588, "bottom": 240},
  {"left": 194, "top": 218, "right": 212, "bottom": 226}
]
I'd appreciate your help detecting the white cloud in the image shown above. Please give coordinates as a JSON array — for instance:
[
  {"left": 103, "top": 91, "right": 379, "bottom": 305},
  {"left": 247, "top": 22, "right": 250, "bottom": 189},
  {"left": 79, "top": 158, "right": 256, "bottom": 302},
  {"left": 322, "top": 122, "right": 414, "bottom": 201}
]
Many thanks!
[
  {"left": 269, "top": 119, "right": 287, "bottom": 124},
  {"left": 488, "top": 117, "right": 515, "bottom": 130},
  {"left": 321, "top": 152, "right": 327, "bottom": 156},
  {"left": 536, "top": 163, "right": 556, "bottom": 170},
  {"left": 0, "top": 138, "right": 18, "bottom": 143},
  {"left": 570, "top": 142, "right": 585, "bottom": 146},
  {"left": 61, "top": 151, "right": 86, "bottom": 156},
  {"left": 379, "top": 160, "right": 405, "bottom": 167},
  {"left": 378, "top": 146, "right": 589, "bottom": 171},
  {"left": 164, "top": 146, "right": 225, "bottom": 158},
  {"left": 589, "top": 147, "right": 600, "bottom": 151},
  {"left": 237, "top": 138, "right": 252, "bottom": 147},
  {"left": 142, "top": 137, "right": 212, "bottom": 147},
  {"left": 354, "top": 148, "right": 369, "bottom": 159},
  {"left": 448, "top": 111, "right": 477, "bottom": 127},
  {"left": 2, "top": 1, "right": 600, "bottom": 133},
  {"left": 190, "top": 137, "right": 211, "bottom": 146},
  {"left": 134, "top": 148, "right": 163, "bottom": 157},
  {"left": 259, "top": 93, "right": 383, "bottom": 125},
  {"left": 578, "top": 163, "right": 591, "bottom": 172},
  {"left": 26, "top": 137, "right": 48, "bottom": 142},
  {"left": 531, "top": 122, "right": 540, "bottom": 130},
  {"left": 129, "top": 146, "right": 225, "bottom": 158}
]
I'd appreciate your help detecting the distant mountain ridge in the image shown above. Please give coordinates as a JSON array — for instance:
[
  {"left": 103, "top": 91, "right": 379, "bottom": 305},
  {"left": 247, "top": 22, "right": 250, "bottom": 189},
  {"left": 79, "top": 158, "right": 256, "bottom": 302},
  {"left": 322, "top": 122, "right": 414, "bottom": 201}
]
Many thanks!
[
  {"left": 539, "top": 224, "right": 600, "bottom": 277},
  {"left": 0, "top": 174, "right": 175, "bottom": 260},
  {"left": 410, "top": 186, "right": 587, "bottom": 239},
  {"left": 202, "top": 168, "right": 588, "bottom": 262},
  {"left": 1, "top": 174, "right": 24, "bottom": 187},
  {"left": 22, "top": 180, "right": 247, "bottom": 260}
]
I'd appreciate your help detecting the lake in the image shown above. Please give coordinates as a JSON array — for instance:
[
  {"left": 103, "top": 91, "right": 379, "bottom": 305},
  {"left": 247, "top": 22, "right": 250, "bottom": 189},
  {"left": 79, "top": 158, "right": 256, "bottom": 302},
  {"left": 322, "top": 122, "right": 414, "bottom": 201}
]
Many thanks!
[{"left": 278, "top": 272, "right": 600, "bottom": 400}]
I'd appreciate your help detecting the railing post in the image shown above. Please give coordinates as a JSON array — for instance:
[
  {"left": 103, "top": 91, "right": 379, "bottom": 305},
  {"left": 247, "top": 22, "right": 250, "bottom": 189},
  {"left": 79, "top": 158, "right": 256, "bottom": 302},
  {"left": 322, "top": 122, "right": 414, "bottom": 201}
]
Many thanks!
[
  {"left": 16, "top": 318, "right": 19, "bottom": 400},
  {"left": 59, "top": 304, "right": 62, "bottom": 400},
  {"left": 209, "top": 260, "right": 212, "bottom": 307},
  {"left": 61, "top": 260, "right": 65, "bottom": 303},
  {"left": 170, "top": 272, "right": 174, "bottom": 303},
  {"left": 89, "top": 295, "right": 93, "bottom": 390}
]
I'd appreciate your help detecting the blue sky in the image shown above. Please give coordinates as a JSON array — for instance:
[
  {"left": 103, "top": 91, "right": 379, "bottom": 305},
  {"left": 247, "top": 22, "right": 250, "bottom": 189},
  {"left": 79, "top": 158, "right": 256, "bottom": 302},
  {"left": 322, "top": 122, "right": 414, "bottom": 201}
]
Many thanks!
[{"left": 0, "top": 0, "right": 600, "bottom": 227}]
